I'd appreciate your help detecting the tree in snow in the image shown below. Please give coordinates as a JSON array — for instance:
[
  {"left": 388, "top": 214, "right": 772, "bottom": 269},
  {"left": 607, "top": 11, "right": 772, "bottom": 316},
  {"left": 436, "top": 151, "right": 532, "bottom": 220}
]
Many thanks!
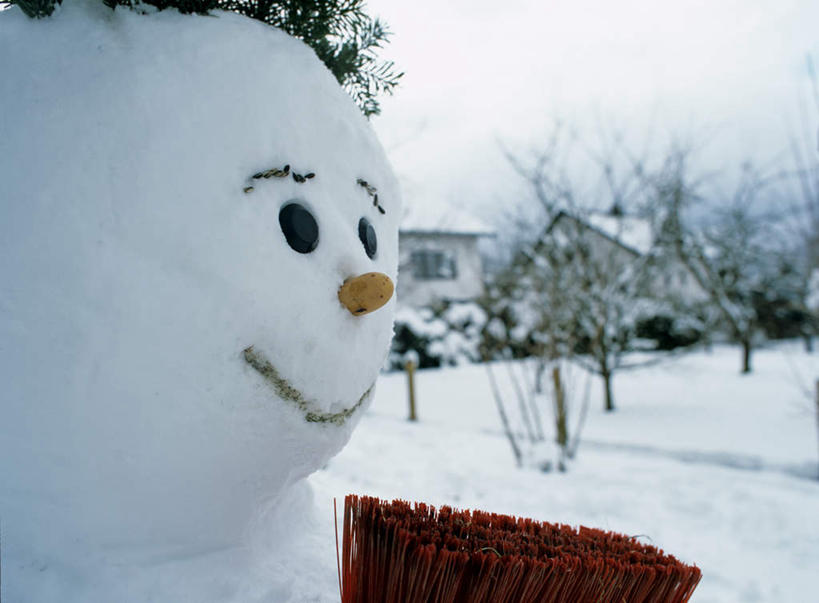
[
  {"left": 3, "top": 0, "right": 402, "bottom": 117},
  {"left": 490, "top": 124, "right": 682, "bottom": 413},
  {"left": 789, "top": 55, "right": 819, "bottom": 270},
  {"left": 505, "top": 211, "right": 657, "bottom": 413},
  {"left": 780, "top": 54, "right": 819, "bottom": 350},
  {"left": 650, "top": 151, "right": 795, "bottom": 373}
]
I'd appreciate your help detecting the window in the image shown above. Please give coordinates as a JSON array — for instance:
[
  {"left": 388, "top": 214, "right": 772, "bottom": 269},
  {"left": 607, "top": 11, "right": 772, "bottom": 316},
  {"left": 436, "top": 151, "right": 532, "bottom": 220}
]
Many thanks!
[{"left": 411, "top": 249, "right": 458, "bottom": 280}]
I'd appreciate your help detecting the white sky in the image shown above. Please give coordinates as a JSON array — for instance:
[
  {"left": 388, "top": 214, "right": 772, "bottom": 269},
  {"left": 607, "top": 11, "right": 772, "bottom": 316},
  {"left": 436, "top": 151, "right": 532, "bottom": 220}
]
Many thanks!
[{"left": 366, "top": 0, "right": 819, "bottom": 224}]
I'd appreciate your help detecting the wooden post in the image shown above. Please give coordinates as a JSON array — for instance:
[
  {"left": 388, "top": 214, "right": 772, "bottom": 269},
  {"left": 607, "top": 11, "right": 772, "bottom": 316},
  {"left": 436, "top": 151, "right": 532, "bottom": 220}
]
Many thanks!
[
  {"left": 552, "top": 366, "right": 568, "bottom": 471},
  {"left": 406, "top": 360, "right": 417, "bottom": 422}
]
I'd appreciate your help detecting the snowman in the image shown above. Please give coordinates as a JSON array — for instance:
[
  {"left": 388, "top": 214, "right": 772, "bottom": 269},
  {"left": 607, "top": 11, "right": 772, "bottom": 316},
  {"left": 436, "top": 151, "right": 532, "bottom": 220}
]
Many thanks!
[{"left": 0, "top": 1, "right": 400, "bottom": 600}]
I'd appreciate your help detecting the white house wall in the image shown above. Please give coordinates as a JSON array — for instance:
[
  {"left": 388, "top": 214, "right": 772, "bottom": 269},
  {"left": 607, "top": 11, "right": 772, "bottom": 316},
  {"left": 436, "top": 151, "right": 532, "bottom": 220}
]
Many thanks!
[{"left": 398, "top": 232, "right": 485, "bottom": 307}]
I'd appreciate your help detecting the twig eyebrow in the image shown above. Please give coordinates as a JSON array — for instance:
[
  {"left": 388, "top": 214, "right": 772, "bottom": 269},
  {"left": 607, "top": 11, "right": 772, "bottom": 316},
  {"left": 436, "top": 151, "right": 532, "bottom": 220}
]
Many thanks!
[
  {"left": 243, "top": 164, "right": 315, "bottom": 193},
  {"left": 254, "top": 164, "right": 291, "bottom": 180},
  {"left": 357, "top": 178, "right": 386, "bottom": 214}
]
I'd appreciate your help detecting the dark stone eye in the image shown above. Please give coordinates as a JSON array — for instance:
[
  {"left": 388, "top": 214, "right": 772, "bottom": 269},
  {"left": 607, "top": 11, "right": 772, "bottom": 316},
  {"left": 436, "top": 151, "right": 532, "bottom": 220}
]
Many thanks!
[
  {"left": 358, "top": 217, "right": 377, "bottom": 259},
  {"left": 279, "top": 202, "right": 318, "bottom": 254}
]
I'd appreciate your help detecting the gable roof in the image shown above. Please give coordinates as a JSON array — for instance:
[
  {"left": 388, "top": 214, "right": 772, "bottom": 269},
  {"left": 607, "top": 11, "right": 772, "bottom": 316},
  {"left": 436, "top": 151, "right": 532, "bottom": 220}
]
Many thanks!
[
  {"left": 548, "top": 211, "right": 654, "bottom": 256},
  {"left": 586, "top": 213, "right": 653, "bottom": 255},
  {"left": 400, "top": 200, "right": 495, "bottom": 236}
]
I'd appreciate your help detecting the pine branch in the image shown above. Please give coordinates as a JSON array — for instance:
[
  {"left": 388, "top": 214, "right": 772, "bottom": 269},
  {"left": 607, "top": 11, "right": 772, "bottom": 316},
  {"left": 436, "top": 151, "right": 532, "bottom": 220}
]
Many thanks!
[{"left": 10, "top": 0, "right": 60, "bottom": 17}]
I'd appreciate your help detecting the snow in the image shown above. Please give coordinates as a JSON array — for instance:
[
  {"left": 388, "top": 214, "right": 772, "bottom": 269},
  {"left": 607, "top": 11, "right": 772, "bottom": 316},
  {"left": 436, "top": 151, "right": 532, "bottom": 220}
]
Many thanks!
[
  {"left": 391, "top": 302, "right": 486, "bottom": 368},
  {"left": 313, "top": 343, "right": 819, "bottom": 603},
  {"left": 0, "top": 1, "right": 399, "bottom": 600},
  {"left": 1, "top": 3, "right": 817, "bottom": 602},
  {"left": 400, "top": 199, "right": 495, "bottom": 236},
  {"left": 442, "top": 301, "right": 487, "bottom": 329},
  {"left": 394, "top": 306, "right": 447, "bottom": 339}
]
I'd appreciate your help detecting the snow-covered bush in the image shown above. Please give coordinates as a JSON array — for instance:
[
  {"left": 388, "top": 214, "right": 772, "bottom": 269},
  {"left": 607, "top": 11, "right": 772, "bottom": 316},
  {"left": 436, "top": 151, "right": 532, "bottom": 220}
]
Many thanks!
[
  {"left": 389, "top": 301, "right": 488, "bottom": 370},
  {"left": 634, "top": 314, "right": 703, "bottom": 350},
  {"left": 628, "top": 298, "right": 706, "bottom": 351}
]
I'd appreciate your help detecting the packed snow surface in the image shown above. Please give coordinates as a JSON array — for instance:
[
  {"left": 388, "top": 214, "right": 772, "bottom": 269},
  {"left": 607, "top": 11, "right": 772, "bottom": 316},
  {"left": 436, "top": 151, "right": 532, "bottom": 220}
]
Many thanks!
[
  {"left": 0, "top": 1, "right": 399, "bottom": 600},
  {"left": 313, "top": 343, "right": 819, "bottom": 603}
]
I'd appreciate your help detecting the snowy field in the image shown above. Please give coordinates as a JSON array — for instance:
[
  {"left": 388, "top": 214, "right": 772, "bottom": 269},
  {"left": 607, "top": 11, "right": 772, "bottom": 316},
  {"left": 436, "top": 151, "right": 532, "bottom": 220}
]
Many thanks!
[{"left": 311, "top": 343, "right": 819, "bottom": 603}]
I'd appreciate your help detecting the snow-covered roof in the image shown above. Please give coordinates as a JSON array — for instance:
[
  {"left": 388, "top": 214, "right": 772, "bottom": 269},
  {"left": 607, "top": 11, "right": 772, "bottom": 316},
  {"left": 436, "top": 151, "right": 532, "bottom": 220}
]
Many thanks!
[
  {"left": 584, "top": 213, "right": 654, "bottom": 255},
  {"left": 400, "top": 200, "right": 495, "bottom": 236}
]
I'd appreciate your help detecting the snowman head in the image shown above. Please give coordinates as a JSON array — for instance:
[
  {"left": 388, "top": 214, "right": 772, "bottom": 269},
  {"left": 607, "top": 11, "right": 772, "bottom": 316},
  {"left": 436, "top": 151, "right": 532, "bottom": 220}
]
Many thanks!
[{"left": 0, "top": 2, "right": 400, "bottom": 556}]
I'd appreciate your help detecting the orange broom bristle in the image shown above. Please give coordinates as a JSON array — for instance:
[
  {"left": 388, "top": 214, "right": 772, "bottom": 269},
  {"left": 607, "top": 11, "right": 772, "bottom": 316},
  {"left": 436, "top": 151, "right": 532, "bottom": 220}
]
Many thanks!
[{"left": 340, "top": 494, "right": 701, "bottom": 603}]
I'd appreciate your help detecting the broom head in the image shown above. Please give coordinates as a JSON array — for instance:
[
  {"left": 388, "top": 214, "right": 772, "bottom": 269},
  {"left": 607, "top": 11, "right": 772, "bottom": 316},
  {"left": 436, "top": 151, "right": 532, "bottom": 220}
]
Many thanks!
[{"left": 339, "top": 494, "right": 701, "bottom": 603}]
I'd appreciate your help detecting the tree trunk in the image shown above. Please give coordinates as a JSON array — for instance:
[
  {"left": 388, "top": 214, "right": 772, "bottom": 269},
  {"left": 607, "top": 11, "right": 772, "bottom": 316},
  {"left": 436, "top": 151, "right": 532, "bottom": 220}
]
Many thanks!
[
  {"left": 741, "top": 339, "right": 752, "bottom": 374},
  {"left": 602, "top": 368, "right": 615, "bottom": 412},
  {"left": 552, "top": 366, "right": 568, "bottom": 471},
  {"left": 596, "top": 332, "right": 615, "bottom": 412}
]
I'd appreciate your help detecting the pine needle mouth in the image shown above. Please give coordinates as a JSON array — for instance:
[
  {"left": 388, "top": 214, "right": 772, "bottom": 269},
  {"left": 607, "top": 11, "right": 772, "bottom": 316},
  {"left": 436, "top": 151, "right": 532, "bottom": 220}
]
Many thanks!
[{"left": 242, "top": 346, "right": 373, "bottom": 426}]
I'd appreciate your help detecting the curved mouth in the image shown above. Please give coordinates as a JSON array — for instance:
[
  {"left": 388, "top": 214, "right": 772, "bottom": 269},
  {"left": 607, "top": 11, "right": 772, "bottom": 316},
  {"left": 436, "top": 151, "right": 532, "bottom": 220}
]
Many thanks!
[{"left": 243, "top": 346, "right": 373, "bottom": 426}]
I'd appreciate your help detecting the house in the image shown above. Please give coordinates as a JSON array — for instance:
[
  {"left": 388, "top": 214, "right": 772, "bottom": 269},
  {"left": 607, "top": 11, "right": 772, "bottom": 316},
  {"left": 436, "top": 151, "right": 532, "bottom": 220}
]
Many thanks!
[
  {"left": 547, "top": 210, "right": 708, "bottom": 306},
  {"left": 398, "top": 205, "right": 494, "bottom": 308}
]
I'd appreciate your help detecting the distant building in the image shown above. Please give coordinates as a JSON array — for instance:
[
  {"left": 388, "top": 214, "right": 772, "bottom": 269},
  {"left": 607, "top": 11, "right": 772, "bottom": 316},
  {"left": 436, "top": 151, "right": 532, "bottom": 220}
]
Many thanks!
[
  {"left": 547, "top": 210, "right": 708, "bottom": 305},
  {"left": 398, "top": 206, "right": 494, "bottom": 307}
]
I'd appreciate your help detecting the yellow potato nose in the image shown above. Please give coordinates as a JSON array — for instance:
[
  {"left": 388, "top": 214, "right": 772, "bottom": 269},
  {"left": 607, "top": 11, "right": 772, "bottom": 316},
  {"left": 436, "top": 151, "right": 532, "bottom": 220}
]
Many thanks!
[{"left": 337, "top": 272, "right": 394, "bottom": 316}]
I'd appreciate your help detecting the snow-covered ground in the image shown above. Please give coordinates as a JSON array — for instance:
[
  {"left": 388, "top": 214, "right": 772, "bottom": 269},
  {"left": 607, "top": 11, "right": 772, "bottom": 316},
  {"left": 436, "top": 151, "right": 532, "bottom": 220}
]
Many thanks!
[{"left": 312, "top": 343, "right": 819, "bottom": 603}]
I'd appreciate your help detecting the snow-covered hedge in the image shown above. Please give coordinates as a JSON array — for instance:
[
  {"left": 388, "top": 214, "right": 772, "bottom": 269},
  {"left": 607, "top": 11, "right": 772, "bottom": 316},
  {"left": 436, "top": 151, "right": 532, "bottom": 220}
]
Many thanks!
[
  {"left": 389, "top": 301, "right": 488, "bottom": 370},
  {"left": 388, "top": 296, "right": 708, "bottom": 372}
]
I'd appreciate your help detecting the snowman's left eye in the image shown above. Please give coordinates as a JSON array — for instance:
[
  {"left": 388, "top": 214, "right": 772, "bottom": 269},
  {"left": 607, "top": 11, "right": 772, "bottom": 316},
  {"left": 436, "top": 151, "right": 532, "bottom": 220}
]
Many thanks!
[{"left": 358, "top": 217, "right": 377, "bottom": 259}]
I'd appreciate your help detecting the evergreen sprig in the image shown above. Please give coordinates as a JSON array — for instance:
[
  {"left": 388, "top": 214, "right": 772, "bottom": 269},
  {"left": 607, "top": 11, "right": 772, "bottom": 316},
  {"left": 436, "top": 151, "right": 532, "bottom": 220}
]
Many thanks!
[
  {"left": 219, "top": 0, "right": 402, "bottom": 117},
  {"left": 4, "top": 0, "right": 59, "bottom": 17},
  {"left": 2, "top": 0, "right": 402, "bottom": 117}
]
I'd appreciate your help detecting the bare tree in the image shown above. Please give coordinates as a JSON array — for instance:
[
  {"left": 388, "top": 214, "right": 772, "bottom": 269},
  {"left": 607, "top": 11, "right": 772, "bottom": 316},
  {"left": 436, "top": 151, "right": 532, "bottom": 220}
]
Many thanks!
[
  {"left": 492, "top": 124, "right": 669, "bottom": 411},
  {"left": 783, "top": 54, "right": 819, "bottom": 350},
  {"left": 790, "top": 56, "right": 819, "bottom": 267},
  {"left": 479, "top": 335, "right": 592, "bottom": 472},
  {"left": 650, "top": 151, "right": 793, "bottom": 373}
]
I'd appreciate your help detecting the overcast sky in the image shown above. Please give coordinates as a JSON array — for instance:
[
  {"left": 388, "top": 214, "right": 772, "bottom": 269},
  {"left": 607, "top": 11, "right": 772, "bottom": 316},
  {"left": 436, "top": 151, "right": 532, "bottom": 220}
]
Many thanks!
[{"left": 366, "top": 0, "right": 819, "bottom": 226}]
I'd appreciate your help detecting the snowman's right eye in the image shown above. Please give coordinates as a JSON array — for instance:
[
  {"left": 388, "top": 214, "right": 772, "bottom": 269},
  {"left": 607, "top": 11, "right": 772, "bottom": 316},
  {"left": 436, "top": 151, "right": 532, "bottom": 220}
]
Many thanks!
[{"left": 279, "top": 202, "right": 319, "bottom": 254}]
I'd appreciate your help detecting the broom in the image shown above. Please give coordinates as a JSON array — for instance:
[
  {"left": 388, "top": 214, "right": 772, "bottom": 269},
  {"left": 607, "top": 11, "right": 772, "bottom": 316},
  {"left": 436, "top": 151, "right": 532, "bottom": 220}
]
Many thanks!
[{"left": 337, "top": 494, "right": 701, "bottom": 603}]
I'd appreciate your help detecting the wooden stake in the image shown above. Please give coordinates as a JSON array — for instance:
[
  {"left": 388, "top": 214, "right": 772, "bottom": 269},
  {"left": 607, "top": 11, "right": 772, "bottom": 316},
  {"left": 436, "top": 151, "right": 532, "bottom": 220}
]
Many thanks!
[
  {"left": 406, "top": 360, "right": 418, "bottom": 422},
  {"left": 552, "top": 366, "right": 568, "bottom": 471}
]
